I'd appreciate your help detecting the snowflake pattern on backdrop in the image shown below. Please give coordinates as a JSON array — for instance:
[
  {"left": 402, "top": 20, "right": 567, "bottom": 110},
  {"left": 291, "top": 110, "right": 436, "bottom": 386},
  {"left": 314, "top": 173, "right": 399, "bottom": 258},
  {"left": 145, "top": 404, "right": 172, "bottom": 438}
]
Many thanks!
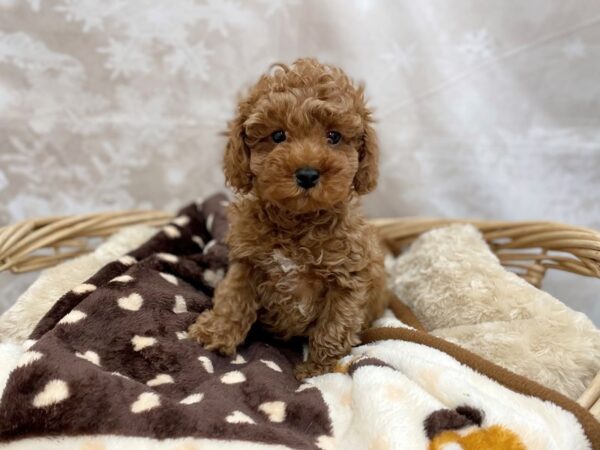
[
  {"left": 456, "top": 29, "right": 495, "bottom": 63},
  {"left": 0, "top": 0, "right": 599, "bottom": 322}
]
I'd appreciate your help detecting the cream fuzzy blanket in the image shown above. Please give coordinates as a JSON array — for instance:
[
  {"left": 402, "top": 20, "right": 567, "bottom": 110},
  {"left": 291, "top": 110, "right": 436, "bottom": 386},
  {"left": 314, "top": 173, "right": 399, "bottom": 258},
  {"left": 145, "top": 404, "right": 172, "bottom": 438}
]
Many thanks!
[
  {"left": 389, "top": 224, "right": 600, "bottom": 400},
  {"left": 1, "top": 223, "right": 598, "bottom": 401}
]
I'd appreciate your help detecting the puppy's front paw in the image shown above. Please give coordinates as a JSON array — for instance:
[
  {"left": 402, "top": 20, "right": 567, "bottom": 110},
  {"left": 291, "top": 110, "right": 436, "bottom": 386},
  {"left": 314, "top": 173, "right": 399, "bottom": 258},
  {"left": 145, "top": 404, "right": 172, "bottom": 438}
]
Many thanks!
[
  {"left": 188, "top": 311, "right": 239, "bottom": 356},
  {"left": 294, "top": 360, "right": 337, "bottom": 380}
]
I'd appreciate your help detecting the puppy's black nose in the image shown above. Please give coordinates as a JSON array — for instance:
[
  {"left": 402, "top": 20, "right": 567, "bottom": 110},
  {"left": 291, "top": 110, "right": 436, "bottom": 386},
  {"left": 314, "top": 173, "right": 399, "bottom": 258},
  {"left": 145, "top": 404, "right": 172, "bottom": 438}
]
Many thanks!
[{"left": 295, "top": 167, "right": 320, "bottom": 189}]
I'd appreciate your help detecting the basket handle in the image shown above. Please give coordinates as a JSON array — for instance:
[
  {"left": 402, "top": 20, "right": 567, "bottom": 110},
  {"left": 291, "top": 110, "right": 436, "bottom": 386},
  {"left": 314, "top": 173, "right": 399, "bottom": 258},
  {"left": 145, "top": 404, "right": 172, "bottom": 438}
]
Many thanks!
[
  {"left": 3, "top": 213, "right": 600, "bottom": 281},
  {"left": 0, "top": 210, "right": 173, "bottom": 273},
  {"left": 577, "top": 372, "right": 600, "bottom": 420}
]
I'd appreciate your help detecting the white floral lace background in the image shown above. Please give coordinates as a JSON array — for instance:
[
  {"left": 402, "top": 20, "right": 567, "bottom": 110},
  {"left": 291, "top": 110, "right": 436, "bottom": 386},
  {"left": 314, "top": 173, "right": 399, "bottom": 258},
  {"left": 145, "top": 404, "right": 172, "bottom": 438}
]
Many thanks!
[{"left": 0, "top": 0, "right": 599, "bottom": 324}]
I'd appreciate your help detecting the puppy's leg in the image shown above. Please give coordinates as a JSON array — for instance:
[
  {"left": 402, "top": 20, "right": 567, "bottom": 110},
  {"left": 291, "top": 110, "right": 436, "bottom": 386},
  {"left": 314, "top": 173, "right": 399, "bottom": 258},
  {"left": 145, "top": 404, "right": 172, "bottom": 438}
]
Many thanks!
[
  {"left": 294, "top": 287, "right": 364, "bottom": 380},
  {"left": 189, "top": 261, "right": 257, "bottom": 356}
]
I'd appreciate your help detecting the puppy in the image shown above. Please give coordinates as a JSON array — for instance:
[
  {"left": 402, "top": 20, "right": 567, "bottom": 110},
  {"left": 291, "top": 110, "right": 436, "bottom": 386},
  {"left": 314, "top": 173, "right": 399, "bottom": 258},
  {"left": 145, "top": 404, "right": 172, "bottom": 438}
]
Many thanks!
[{"left": 189, "top": 58, "right": 388, "bottom": 379}]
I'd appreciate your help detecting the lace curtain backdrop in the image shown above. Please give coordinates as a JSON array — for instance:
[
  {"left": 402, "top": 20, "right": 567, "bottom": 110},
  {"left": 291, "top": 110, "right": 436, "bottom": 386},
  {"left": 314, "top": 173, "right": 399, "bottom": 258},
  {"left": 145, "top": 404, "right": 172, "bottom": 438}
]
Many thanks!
[{"left": 0, "top": 0, "right": 599, "bottom": 323}]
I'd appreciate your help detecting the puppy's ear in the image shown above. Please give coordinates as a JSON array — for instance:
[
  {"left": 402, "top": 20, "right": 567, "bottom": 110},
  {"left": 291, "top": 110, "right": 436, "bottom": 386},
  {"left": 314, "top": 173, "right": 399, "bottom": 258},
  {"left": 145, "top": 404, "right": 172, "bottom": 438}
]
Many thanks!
[
  {"left": 223, "top": 113, "right": 253, "bottom": 193},
  {"left": 353, "top": 119, "right": 379, "bottom": 195}
]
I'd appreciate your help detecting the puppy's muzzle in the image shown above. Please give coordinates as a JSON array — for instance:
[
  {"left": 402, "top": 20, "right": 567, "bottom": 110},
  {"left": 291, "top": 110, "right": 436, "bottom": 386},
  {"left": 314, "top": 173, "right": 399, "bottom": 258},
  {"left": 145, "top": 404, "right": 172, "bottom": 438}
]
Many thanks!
[{"left": 295, "top": 167, "right": 320, "bottom": 189}]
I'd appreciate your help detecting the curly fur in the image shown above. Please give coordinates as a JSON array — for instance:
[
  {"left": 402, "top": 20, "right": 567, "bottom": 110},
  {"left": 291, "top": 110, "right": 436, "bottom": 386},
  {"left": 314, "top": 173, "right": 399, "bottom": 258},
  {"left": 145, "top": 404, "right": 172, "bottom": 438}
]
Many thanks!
[{"left": 189, "top": 58, "right": 388, "bottom": 379}]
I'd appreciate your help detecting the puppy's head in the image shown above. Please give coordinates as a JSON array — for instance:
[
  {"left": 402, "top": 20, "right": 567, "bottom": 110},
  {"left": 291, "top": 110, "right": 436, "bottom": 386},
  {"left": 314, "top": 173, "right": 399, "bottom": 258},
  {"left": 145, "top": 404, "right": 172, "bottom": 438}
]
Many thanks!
[{"left": 224, "top": 58, "right": 378, "bottom": 214}]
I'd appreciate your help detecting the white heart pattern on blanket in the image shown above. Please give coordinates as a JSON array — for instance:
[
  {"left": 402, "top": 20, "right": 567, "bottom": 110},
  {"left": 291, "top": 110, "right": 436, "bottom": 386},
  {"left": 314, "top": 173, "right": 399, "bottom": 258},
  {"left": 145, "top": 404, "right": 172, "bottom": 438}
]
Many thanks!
[
  {"left": 220, "top": 371, "right": 246, "bottom": 384},
  {"left": 259, "top": 401, "right": 286, "bottom": 423},
  {"left": 118, "top": 255, "right": 136, "bottom": 266},
  {"left": 162, "top": 225, "right": 181, "bottom": 239},
  {"left": 131, "top": 335, "right": 156, "bottom": 351},
  {"left": 16, "top": 351, "right": 43, "bottom": 369},
  {"left": 72, "top": 283, "right": 96, "bottom": 294},
  {"left": 231, "top": 354, "right": 246, "bottom": 365},
  {"left": 198, "top": 356, "right": 214, "bottom": 374},
  {"left": 117, "top": 293, "right": 143, "bottom": 311},
  {"left": 131, "top": 392, "right": 161, "bottom": 413},
  {"left": 159, "top": 273, "right": 179, "bottom": 285},
  {"left": 225, "top": 410, "right": 255, "bottom": 424},
  {"left": 172, "top": 295, "right": 187, "bottom": 313},
  {"left": 146, "top": 374, "right": 174, "bottom": 387},
  {"left": 32, "top": 379, "right": 69, "bottom": 408},
  {"left": 172, "top": 215, "right": 190, "bottom": 227},
  {"left": 75, "top": 350, "right": 100, "bottom": 366},
  {"left": 58, "top": 310, "right": 87, "bottom": 325},
  {"left": 179, "top": 393, "right": 204, "bottom": 405},
  {"left": 157, "top": 253, "right": 179, "bottom": 263},
  {"left": 260, "top": 360, "right": 282, "bottom": 372},
  {"left": 111, "top": 275, "right": 134, "bottom": 283}
]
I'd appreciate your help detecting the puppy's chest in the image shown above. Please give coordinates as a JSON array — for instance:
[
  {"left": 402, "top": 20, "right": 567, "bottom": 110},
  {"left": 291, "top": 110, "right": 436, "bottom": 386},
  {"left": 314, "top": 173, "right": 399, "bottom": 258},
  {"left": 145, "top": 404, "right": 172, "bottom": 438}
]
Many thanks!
[
  {"left": 258, "top": 247, "right": 323, "bottom": 286},
  {"left": 251, "top": 234, "right": 361, "bottom": 289},
  {"left": 253, "top": 247, "right": 326, "bottom": 334}
]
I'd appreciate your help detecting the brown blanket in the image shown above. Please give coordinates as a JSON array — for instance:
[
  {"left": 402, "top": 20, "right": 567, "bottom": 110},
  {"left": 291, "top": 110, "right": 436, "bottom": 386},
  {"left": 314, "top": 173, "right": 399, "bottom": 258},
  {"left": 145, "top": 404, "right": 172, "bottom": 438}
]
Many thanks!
[{"left": 0, "top": 194, "right": 331, "bottom": 449}]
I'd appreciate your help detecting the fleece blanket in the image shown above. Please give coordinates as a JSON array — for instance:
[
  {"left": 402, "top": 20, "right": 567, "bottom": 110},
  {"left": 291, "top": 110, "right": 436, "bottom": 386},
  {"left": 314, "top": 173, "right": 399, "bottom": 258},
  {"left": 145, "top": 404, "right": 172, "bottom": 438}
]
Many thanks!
[{"left": 0, "top": 194, "right": 598, "bottom": 449}]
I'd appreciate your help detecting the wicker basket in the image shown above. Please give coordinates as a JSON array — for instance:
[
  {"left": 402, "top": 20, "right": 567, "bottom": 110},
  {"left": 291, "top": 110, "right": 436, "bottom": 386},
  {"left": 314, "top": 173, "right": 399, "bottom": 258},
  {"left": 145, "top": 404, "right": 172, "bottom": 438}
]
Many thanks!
[{"left": 1, "top": 210, "right": 599, "bottom": 419}]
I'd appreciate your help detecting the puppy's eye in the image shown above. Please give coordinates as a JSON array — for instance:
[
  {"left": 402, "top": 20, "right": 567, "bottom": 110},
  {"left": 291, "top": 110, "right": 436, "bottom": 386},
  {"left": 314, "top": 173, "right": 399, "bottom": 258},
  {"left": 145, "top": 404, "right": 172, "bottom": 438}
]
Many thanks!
[
  {"left": 326, "top": 131, "right": 342, "bottom": 145},
  {"left": 271, "top": 130, "right": 286, "bottom": 144}
]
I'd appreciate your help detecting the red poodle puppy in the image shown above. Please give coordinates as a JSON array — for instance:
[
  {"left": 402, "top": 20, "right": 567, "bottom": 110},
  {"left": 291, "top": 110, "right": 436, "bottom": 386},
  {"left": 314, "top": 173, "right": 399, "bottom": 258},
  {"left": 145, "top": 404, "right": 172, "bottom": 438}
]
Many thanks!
[{"left": 189, "top": 58, "right": 389, "bottom": 379}]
